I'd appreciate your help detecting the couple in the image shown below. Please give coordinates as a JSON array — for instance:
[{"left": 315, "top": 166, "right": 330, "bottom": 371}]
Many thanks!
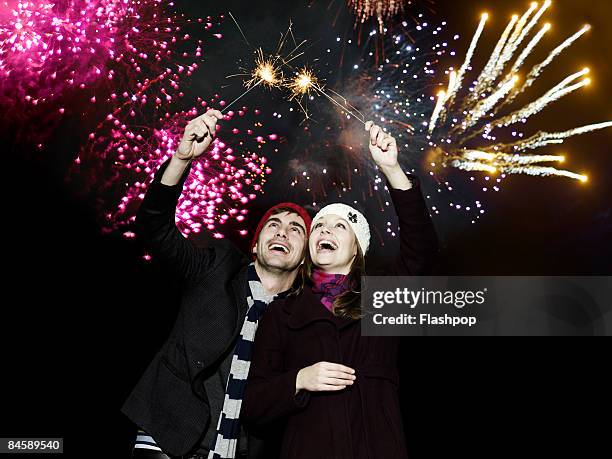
[{"left": 122, "top": 109, "right": 438, "bottom": 459}]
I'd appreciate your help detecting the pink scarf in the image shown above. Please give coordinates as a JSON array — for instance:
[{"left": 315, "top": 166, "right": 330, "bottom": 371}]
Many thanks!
[{"left": 311, "top": 269, "right": 352, "bottom": 312}]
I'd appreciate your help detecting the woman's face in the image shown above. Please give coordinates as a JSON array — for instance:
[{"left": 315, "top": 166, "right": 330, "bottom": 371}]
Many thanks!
[{"left": 309, "top": 214, "right": 358, "bottom": 275}]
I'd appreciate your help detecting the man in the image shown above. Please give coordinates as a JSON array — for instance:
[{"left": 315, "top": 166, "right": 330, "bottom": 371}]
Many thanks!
[{"left": 122, "top": 109, "right": 312, "bottom": 459}]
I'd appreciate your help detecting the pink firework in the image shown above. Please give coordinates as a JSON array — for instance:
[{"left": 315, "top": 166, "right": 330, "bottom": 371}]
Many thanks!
[
  {"left": 0, "top": 0, "right": 222, "bottom": 146},
  {"left": 1, "top": 0, "right": 276, "bottom": 240},
  {"left": 73, "top": 99, "right": 277, "bottom": 239}
]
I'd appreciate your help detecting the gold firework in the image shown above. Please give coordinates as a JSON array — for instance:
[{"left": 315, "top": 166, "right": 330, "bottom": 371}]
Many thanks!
[{"left": 428, "top": 2, "right": 611, "bottom": 182}]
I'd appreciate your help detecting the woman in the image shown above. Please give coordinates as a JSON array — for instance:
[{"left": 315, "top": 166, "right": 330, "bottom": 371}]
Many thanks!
[{"left": 241, "top": 121, "right": 438, "bottom": 459}]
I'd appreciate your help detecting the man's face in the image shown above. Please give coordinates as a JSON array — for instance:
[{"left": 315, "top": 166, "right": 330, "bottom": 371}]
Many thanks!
[{"left": 253, "top": 211, "right": 307, "bottom": 272}]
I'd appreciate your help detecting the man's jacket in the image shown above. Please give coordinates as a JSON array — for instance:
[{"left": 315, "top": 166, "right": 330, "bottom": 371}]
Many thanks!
[{"left": 122, "top": 161, "right": 269, "bottom": 457}]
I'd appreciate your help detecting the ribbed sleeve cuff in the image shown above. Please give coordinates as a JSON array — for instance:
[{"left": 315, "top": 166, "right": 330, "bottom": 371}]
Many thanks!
[
  {"left": 281, "top": 368, "right": 311, "bottom": 412},
  {"left": 145, "top": 159, "right": 193, "bottom": 207}
]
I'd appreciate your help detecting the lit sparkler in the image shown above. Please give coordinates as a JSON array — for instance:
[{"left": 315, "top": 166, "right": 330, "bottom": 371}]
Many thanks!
[
  {"left": 281, "top": 64, "right": 366, "bottom": 123},
  {"left": 287, "top": 68, "right": 318, "bottom": 100}
]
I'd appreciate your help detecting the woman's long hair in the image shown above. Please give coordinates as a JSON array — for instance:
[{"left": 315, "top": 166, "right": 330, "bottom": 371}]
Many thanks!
[{"left": 292, "top": 242, "right": 366, "bottom": 320}]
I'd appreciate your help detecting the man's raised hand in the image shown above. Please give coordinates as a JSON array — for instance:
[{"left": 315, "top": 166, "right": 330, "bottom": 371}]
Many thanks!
[{"left": 176, "top": 109, "right": 224, "bottom": 160}]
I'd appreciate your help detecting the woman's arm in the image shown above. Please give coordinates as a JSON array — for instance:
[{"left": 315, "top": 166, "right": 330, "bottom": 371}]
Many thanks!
[{"left": 365, "top": 121, "right": 439, "bottom": 275}]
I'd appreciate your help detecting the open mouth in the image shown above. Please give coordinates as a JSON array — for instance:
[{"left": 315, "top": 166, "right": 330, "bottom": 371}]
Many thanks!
[
  {"left": 268, "top": 242, "right": 290, "bottom": 254},
  {"left": 316, "top": 239, "right": 338, "bottom": 252}
]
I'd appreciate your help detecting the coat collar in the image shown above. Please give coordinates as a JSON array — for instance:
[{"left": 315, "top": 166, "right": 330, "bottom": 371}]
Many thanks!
[{"left": 283, "top": 287, "right": 358, "bottom": 331}]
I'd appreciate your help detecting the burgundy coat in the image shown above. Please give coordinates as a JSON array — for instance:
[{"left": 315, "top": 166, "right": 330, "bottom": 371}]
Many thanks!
[{"left": 242, "top": 180, "right": 438, "bottom": 459}]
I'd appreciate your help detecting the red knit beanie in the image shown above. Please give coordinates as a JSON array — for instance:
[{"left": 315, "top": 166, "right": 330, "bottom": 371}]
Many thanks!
[{"left": 250, "top": 202, "right": 312, "bottom": 256}]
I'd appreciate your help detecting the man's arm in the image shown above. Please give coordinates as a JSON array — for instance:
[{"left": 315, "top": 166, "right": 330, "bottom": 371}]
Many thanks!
[
  {"left": 160, "top": 155, "right": 192, "bottom": 186},
  {"left": 137, "top": 110, "right": 226, "bottom": 282}
]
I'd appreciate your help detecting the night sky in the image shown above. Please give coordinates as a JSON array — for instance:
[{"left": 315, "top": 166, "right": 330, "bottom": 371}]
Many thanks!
[{"left": 1, "top": 0, "right": 611, "bottom": 457}]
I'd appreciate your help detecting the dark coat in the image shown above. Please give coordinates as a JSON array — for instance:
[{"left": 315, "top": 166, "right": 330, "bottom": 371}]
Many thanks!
[
  {"left": 242, "top": 181, "right": 438, "bottom": 459},
  {"left": 121, "top": 161, "right": 268, "bottom": 457}
]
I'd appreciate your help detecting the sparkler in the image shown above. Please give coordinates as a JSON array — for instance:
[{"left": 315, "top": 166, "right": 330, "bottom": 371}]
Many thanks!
[
  {"left": 285, "top": 67, "right": 367, "bottom": 124},
  {"left": 222, "top": 19, "right": 309, "bottom": 114},
  {"left": 287, "top": 68, "right": 318, "bottom": 100},
  {"left": 221, "top": 50, "right": 284, "bottom": 114}
]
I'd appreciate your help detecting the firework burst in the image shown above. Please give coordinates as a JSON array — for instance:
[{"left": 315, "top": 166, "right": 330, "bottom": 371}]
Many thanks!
[
  {"left": 0, "top": 0, "right": 223, "bottom": 148},
  {"left": 72, "top": 98, "right": 278, "bottom": 239},
  {"left": 348, "top": 0, "right": 411, "bottom": 33},
  {"left": 428, "top": 2, "right": 611, "bottom": 182},
  {"left": 283, "top": 3, "right": 609, "bottom": 230}
]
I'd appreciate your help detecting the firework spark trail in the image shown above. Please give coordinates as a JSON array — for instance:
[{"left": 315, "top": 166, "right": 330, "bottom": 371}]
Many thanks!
[
  {"left": 491, "top": 2, "right": 540, "bottom": 80},
  {"left": 492, "top": 69, "right": 590, "bottom": 129},
  {"left": 479, "top": 21, "right": 551, "bottom": 114},
  {"left": 496, "top": 166, "right": 586, "bottom": 181},
  {"left": 467, "top": 14, "right": 519, "bottom": 106},
  {"left": 428, "top": 89, "right": 447, "bottom": 134},
  {"left": 504, "top": 24, "right": 591, "bottom": 107},
  {"left": 506, "top": 0, "right": 551, "bottom": 59},
  {"left": 476, "top": 2, "right": 551, "bottom": 108},
  {"left": 508, "top": 22, "right": 550, "bottom": 76},
  {"left": 462, "top": 150, "right": 566, "bottom": 165},
  {"left": 462, "top": 75, "right": 517, "bottom": 129},
  {"left": 496, "top": 121, "right": 612, "bottom": 152},
  {"left": 427, "top": 3, "right": 612, "bottom": 183},
  {"left": 441, "top": 13, "right": 488, "bottom": 117},
  {"left": 451, "top": 159, "right": 587, "bottom": 181},
  {"left": 451, "top": 149, "right": 586, "bottom": 181}
]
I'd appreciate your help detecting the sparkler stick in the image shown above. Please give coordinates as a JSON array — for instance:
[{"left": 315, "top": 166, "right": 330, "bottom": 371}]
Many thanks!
[
  {"left": 221, "top": 80, "right": 261, "bottom": 114},
  {"left": 315, "top": 85, "right": 367, "bottom": 125}
]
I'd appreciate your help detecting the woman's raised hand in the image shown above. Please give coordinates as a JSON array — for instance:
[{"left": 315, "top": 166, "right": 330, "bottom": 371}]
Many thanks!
[
  {"left": 296, "top": 361, "right": 356, "bottom": 394},
  {"left": 365, "top": 120, "right": 399, "bottom": 170},
  {"left": 175, "top": 109, "right": 224, "bottom": 161},
  {"left": 364, "top": 120, "right": 413, "bottom": 190}
]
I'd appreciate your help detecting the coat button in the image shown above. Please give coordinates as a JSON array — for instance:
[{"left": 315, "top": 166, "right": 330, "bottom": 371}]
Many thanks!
[{"left": 194, "top": 360, "right": 204, "bottom": 367}]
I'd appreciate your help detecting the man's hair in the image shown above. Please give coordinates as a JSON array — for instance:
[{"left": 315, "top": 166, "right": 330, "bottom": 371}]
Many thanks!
[{"left": 256, "top": 206, "right": 305, "bottom": 241}]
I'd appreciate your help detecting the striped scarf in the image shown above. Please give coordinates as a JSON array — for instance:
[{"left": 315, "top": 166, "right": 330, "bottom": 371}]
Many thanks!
[{"left": 208, "top": 263, "right": 276, "bottom": 458}]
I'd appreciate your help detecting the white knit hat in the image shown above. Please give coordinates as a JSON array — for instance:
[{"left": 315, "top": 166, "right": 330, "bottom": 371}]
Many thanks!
[{"left": 312, "top": 204, "right": 371, "bottom": 254}]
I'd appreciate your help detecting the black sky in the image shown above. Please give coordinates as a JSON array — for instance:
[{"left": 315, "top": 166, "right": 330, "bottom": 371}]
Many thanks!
[{"left": 1, "top": 1, "right": 611, "bottom": 457}]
